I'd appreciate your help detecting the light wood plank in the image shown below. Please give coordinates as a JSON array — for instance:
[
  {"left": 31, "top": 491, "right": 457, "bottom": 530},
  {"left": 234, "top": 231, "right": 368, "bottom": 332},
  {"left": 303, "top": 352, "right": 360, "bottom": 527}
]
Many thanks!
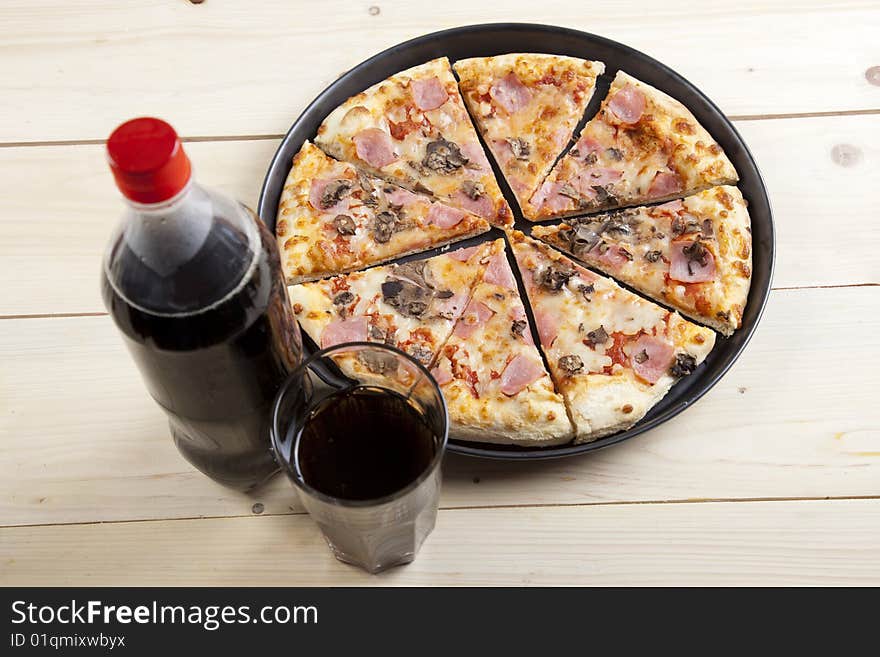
[
  {"left": 2, "top": 499, "right": 878, "bottom": 585},
  {"left": 2, "top": 286, "right": 878, "bottom": 527},
  {"left": 0, "top": 1, "right": 878, "bottom": 142},
  {"left": 1, "top": 114, "right": 878, "bottom": 317}
]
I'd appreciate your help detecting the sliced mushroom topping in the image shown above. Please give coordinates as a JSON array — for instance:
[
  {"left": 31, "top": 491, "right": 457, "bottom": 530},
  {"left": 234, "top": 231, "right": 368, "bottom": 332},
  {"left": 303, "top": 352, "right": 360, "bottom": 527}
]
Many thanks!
[
  {"left": 332, "top": 214, "right": 356, "bottom": 235},
  {"left": 422, "top": 137, "right": 469, "bottom": 174},
  {"left": 382, "top": 278, "right": 430, "bottom": 318},
  {"left": 332, "top": 290, "right": 355, "bottom": 318},
  {"left": 506, "top": 137, "right": 530, "bottom": 161},
  {"left": 536, "top": 265, "right": 574, "bottom": 292},
  {"left": 619, "top": 247, "right": 634, "bottom": 261},
  {"left": 358, "top": 350, "right": 398, "bottom": 374},
  {"left": 405, "top": 343, "right": 433, "bottom": 365},
  {"left": 591, "top": 185, "right": 617, "bottom": 205},
  {"left": 558, "top": 183, "right": 581, "bottom": 200},
  {"left": 645, "top": 250, "right": 663, "bottom": 263},
  {"left": 578, "top": 283, "right": 595, "bottom": 302},
  {"left": 701, "top": 218, "right": 714, "bottom": 237},
  {"left": 585, "top": 325, "right": 609, "bottom": 347},
  {"left": 356, "top": 170, "right": 374, "bottom": 194},
  {"left": 672, "top": 214, "right": 703, "bottom": 238},
  {"left": 511, "top": 319, "right": 528, "bottom": 340},
  {"left": 320, "top": 179, "right": 353, "bottom": 209},
  {"left": 461, "top": 180, "right": 485, "bottom": 200},
  {"left": 583, "top": 151, "right": 598, "bottom": 165},
  {"left": 561, "top": 222, "right": 603, "bottom": 255},
  {"left": 633, "top": 349, "right": 649, "bottom": 364},
  {"left": 596, "top": 241, "right": 610, "bottom": 255},
  {"left": 558, "top": 354, "right": 584, "bottom": 375},
  {"left": 372, "top": 210, "right": 400, "bottom": 243},
  {"left": 604, "top": 216, "right": 633, "bottom": 235},
  {"left": 669, "top": 353, "right": 697, "bottom": 377},
  {"left": 606, "top": 147, "right": 624, "bottom": 161},
  {"left": 332, "top": 291, "right": 354, "bottom": 306},
  {"left": 381, "top": 262, "right": 449, "bottom": 319},
  {"left": 682, "top": 240, "right": 711, "bottom": 275}
]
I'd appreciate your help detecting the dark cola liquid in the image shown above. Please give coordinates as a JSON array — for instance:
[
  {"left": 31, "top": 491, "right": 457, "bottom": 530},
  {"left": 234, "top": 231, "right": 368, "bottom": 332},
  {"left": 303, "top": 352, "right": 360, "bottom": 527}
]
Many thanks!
[
  {"left": 295, "top": 387, "right": 438, "bottom": 501},
  {"left": 102, "top": 210, "right": 302, "bottom": 491}
]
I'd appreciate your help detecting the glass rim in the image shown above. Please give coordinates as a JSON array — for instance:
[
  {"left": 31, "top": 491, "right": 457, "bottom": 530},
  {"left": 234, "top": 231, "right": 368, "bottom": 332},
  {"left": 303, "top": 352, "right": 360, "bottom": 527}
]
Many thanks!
[{"left": 270, "top": 341, "right": 449, "bottom": 508}]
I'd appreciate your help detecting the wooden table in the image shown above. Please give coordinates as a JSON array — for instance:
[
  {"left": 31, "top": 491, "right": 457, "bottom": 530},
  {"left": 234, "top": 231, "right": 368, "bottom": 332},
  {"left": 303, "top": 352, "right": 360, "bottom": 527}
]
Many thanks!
[{"left": 2, "top": 0, "right": 878, "bottom": 586}]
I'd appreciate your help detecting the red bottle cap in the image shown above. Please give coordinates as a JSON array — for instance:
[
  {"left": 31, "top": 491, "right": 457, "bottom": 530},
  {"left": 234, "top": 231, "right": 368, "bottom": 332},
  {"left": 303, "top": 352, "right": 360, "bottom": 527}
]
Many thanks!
[{"left": 106, "top": 117, "right": 192, "bottom": 204}]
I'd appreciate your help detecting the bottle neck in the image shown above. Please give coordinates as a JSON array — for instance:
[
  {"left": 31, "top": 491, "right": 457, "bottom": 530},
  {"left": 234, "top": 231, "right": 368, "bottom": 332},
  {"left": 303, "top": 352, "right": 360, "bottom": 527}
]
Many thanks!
[{"left": 122, "top": 176, "right": 195, "bottom": 214}]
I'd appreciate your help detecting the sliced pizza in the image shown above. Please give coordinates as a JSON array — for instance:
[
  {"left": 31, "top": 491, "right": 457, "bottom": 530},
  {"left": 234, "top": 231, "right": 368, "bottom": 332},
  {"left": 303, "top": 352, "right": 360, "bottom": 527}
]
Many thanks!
[
  {"left": 509, "top": 231, "right": 715, "bottom": 443},
  {"left": 276, "top": 142, "right": 490, "bottom": 284},
  {"left": 315, "top": 57, "right": 513, "bottom": 227},
  {"left": 287, "top": 242, "right": 492, "bottom": 381},
  {"left": 430, "top": 239, "right": 573, "bottom": 446},
  {"left": 532, "top": 185, "right": 751, "bottom": 335},
  {"left": 526, "top": 70, "right": 738, "bottom": 220},
  {"left": 454, "top": 54, "right": 604, "bottom": 217}
]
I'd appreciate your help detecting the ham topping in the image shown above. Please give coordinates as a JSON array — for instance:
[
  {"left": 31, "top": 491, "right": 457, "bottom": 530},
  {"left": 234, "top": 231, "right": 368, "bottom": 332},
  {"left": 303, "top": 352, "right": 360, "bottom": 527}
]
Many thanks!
[
  {"left": 426, "top": 203, "right": 467, "bottom": 229},
  {"left": 430, "top": 361, "right": 454, "bottom": 386},
  {"left": 629, "top": 335, "right": 675, "bottom": 384},
  {"left": 353, "top": 128, "right": 398, "bottom": 168},
  {"left": 489, "top": 72, "right": 532, "bottom": 114},
  {"left": 452, "top": 189, "right": 493, "bottom": 219},
  {"left": 453, "top": 300, "right": 495, "bottom": 339},
  {"left": 500, "top": 354, "right": 545, "bottom": 396},
  {"left": 669, "top": 240, "right": 717, "bottom": 283},
  {"left": 533, "top": 309, "right": 558, "bottom": 347},
  {"left": 411, "top": 76, "right": 449, "bottom": 111},
  {"left": 321, "top": 316, "right": 369, "bottom": 348},
  {"left": 647, "top": 171, "right": 684, "bottom": 198},
  {"left": 607, "top": 84, "right": 646, "bottom": 124},
  {"left": 482, "top": 252, "right": 516, "bottom": 290},
  {"left": 447, "top": 245, "right": 481, "bottom": 262}
]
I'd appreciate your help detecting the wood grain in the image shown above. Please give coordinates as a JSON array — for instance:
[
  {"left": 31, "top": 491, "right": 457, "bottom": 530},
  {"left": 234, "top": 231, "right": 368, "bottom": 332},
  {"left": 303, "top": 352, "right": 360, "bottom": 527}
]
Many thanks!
[
  {"left": 1, "top": 1, "right": 878, "bottom": 142},
  {"left": 2, "top": 499, "right": 878, "bottom": 585},
  {"left": 1, "top": 114, "right": 878, "bottom": 317},
  {"left": 3, "top": 286, "right": 877, "bottom": 527}
]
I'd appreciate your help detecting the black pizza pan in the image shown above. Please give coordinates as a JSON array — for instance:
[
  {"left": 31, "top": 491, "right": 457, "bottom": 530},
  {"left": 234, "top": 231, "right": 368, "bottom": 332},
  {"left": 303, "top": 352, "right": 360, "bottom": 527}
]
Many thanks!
[{"left": 257, "top": 23, "right": 774, "bottom": 460}]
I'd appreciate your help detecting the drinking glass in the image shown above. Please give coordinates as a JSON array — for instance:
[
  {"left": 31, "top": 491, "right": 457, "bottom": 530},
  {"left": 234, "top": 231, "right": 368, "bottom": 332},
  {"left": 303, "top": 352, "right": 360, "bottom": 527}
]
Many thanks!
[{"left": 270, "top": 342, "right": 448, "bottom": 574}]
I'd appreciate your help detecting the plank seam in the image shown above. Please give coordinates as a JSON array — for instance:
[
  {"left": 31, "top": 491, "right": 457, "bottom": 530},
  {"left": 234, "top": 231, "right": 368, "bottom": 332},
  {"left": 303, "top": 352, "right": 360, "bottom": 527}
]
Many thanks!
[
  {"left": 0, "top": 109, "right": 877, "bottom": 149},
  {"left": 3, "top": 283, "right": 876, "bottom": 322},
  {"left": 4, "top": 494, "right": 879, "bottom": 530}
]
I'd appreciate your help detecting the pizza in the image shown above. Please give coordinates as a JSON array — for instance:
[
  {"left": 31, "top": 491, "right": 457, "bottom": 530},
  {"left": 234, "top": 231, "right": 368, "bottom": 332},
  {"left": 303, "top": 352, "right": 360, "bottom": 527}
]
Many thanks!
[
  {"left": 430, "top": 239, "right": 573, "bottom": 446},
  {"left": 287, "top": 242, "right": 492, "bottom": 380},
  {"left": 315, "top": 57, "right": 513, "bottom": 227},
  {"left": 276, "top": 142, "right": 490, "bottom": 284},
  {"left": 509, "top": 231, "right": 716, "bottom": 443},
  {"left": 526, "top": 70, "right": 738, "bottom": 220},
  {"left": 454, "top": 54, "right": 604, "bottom": 218},
  {"left": 272, "top": 52, "right": 758, "bottom": 447},
  {"left": 532, "top": 185, "right": 752, "bottom": 335}
]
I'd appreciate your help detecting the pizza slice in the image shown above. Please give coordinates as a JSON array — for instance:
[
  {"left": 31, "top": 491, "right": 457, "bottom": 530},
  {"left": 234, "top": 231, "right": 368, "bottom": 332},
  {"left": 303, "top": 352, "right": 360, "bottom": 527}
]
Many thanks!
[
  {"left": 276, "top": 142, "right": 490, "bottom": 284},
  {"left": 526, "top": 70, "right": 738, "bottom": 220},
  {"left": 454, "top": 54, "right": 604, "bottom": 217},
  {"left": 509, "top": 231, "right": 715, "bottom": 443},
  {"left": 315, "top": 57, "right": 513, "bottom": 227},
  {"left": 287, "top": 242, "right": 492, "bottom": 380},
  {"left": 532, "top": 186, "right": 752, "bottom": 335},
  {"left": 430, "top": 239, "right": 573, "bottom": 447}
]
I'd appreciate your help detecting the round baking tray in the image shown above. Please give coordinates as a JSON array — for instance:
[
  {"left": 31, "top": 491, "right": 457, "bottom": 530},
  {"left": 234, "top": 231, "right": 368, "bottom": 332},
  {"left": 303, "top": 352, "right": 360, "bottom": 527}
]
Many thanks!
[{"left": 257, "top": 23, "right": 774, "bottom": 460}]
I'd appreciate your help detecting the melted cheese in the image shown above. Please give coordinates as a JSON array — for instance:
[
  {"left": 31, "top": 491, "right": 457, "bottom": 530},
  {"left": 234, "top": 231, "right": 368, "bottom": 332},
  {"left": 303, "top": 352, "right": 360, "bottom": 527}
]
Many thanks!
[
  {"left": 276, "top": 142, "right": 490, "bottom": 284},
  {"left": 454, "top": 54, "right": 603, "bottom": 213},
  {"left": 532, "top": 185, "right": 752, "bottom": 335},
  {"left": 510, "top": 231, "right": 715, "bottom": 442},
  {"left": 315, "top": 57, "right": 511, "bottom": 226},
  {"left": 432, "top": 240, "right": 573, "bottom": 446},
  {"left": 528, "top": 70, "right": 739, "bottom": 220}
]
